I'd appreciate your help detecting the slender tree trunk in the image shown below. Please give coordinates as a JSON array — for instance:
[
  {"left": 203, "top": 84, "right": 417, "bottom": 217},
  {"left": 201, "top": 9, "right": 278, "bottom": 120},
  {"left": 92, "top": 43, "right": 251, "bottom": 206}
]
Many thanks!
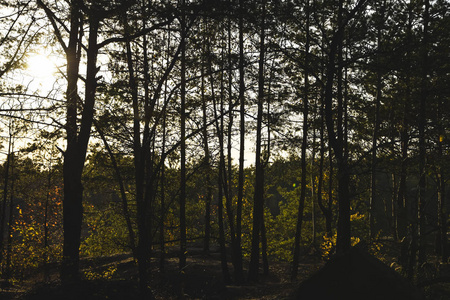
[
  {"left": 328, "top": 147, "right": 334, "bottom": 236},
  {"left": 369, "top": 0, "right": 384, "bottom": 240},
  {"left": 0, "top": 134, "right": 12, "bottom": 267},
  {"left": 248, "top": 0, "right": 266, "bottom": 282},
  {"left": 43, "top": 161, "right": 52, "bottom": 281},
  {"left": 218, "top": 162, "right": 231, "bottom": 284},
  {"left": 226, "top": 7, "right": 244, "bottom": 282},
  {"left": 123, "top": 10, "right": 155, "bottom": 297},
  {"left": 311, "top": 119, "right": 316, "bottom": 247},
  {"left": 200, "top": 12, "right": 209, "bottom": 258},
  {"left": 436, "top": 101, "right": 448, "bottom": 262},
  {"left": 388, "top": 93, "right": 399, "bottom": 240},
  {"left": 317, "top": 21, "right": 332, "bottom": 238},
  {"left": 391, "top": 172, "right": 398, "bottom": 241},
  {"left": 317, "top": 99, "right": 331, "bottom": 237},
  {"left": 95, "top": 123, "right": 136, "bottom": 257},
  {"left": 261, "top": 213, "right": 269, "bottom": 277},
  {"left": 324, "top": 0, "right": 351, "bottom": 255},
  {"left": 292, "top": 0, "right": 310, "bottom": 280},
  {"left": 208, "top": 39, "right": 231, "bottom": 284},
  {"left": 216, "top": 89, "right": 231, "bottom": 283},
  {"left": 417, "top": 0, "right": 429, "bottom": 266},
  {"left": 179, "top": 0, "right": 187, "bottom": 272},
  {"left": 217, "top": 21, "right": 237, "bottom": 261},
  {"left": 5, "top": 151, "right": 15, "bottom": 280},
  {"left": 160, "top": 107, "right": 167, "bottom": 272},
  {"left": 397, "top": 113, "right": 409, "bottom": 241},
  {"left": 235, "top": 0, "right": 246, "bottom": 284},
  {"left": 436, "top": 149, "right": 448, "bottom": 262},
  {"left": 201, "top": 55, "right": 212, "bottom": 255},
  {"left": 160, "top": 23, "right": 171, "bottom": 272},
  {"left": 403, "top": 2, "right": 417, "bottom": 280}
]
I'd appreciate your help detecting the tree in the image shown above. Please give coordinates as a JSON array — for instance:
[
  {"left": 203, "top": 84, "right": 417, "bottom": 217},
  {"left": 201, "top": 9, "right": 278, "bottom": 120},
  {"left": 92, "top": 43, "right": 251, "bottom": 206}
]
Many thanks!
[
  {"left": 417, "top": 0, "right": 429, "bottom": 266},
  {"left": 369, "top": 0, "right": 385, "bottom": 240},
  {"left": 323, "top": 0, "right": 368, "bottom": 255},
  {"left": 236, "top": 0, "right": 246, "bottom": 283},
  {"left": 37, "top": 0, "right": 140, "bottom": 283},
  {"left": 248, "top": 0, "right": 267, "bottom": 282},
  {"left": 179, "top": 0, "right": 187, "bottom": 274},
  {"left": 291, "top": 0, "right": 311, "bottom": 280}
]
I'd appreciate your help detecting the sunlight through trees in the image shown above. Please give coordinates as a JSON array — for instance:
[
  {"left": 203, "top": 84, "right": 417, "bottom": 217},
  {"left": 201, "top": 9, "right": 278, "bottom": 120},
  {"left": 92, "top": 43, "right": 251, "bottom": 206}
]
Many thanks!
[{"left": 0, "top": 0, "right": 449, "bottom": 299}]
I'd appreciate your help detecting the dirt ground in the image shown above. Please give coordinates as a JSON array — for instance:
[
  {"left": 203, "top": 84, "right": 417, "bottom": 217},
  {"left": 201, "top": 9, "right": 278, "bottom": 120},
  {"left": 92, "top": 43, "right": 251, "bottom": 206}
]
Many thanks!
[
  {"left": 0, "top": 251, "right": 322, "bottom": 300},
  {"left": 1, "top": 248, "right": 448, "bottom": 299}
]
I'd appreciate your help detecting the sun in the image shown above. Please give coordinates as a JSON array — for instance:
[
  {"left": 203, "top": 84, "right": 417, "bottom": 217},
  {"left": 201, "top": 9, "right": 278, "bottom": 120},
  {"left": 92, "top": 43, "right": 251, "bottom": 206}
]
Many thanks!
[{"left": 26, "top": 52, "right": 58, "bottom": 80}]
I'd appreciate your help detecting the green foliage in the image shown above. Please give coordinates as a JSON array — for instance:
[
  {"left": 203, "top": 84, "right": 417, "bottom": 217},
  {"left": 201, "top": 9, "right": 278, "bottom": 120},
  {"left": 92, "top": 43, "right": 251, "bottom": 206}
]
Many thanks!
[
  {"left": 81, "top": 203, "right": 130, "bottom": 257},
  {"left": 265, "top": 186, "right": 298, "bottom": 261},
  {"left": 83, "top": 265, "right": 118, "bottom": 281},
  {"left": 1, "top": 0, "right": 450, "bottom": 286},
  {"left": 5, "top": 181, "right": 63, "bottom": 279},
  {"left": 11, "top": 218, "right": 45, "bottom": 273}
]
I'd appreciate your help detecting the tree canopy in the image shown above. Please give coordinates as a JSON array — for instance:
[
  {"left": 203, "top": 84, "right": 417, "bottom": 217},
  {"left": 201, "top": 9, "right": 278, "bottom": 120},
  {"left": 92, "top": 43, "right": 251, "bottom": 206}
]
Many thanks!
[{"left": 0, "top": 0, "right": 449, "bottom": 298}]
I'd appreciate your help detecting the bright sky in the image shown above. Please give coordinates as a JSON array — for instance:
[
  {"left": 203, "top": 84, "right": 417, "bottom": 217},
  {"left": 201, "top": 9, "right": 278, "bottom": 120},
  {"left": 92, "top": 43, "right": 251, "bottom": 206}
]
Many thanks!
[
  {"left": 0, "top": 50, "right": 65, "bottom": 162},
  {"left": 24, "top": 50, "right": 62, "bottom": 92}
]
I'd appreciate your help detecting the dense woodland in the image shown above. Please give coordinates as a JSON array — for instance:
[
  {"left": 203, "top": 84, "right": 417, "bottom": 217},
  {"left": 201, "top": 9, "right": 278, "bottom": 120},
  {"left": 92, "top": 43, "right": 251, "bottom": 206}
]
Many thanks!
[{"left": 0, "top": 0, "right": 449, "bottom": 298}]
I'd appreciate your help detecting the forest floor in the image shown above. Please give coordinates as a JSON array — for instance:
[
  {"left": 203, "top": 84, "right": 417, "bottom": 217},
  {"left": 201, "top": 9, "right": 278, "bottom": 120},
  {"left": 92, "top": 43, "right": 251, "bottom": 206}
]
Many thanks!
[
  {"left": 1, "top": 246, "right": 449, "bottom": 299},
  {"left": 0, "top": 249, "right": 323, "bottom": 300}
]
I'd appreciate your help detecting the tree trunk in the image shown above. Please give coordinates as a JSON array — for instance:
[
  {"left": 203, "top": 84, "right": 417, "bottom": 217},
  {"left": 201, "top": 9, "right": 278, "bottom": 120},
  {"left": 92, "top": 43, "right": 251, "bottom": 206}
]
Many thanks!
[
  {"left": 436, "top": 99, "right": 448, "bottom": 262},
  {"left": 248, "top": 0, "right": 266, "bottom": 282},
  {"left": 311, "top": 117, "right": 316, "bottom": 247},
  {"left": 261, "top": 214, "right": 269, "bottom": 277},
  {"left": 292, "top": 0, "right": 310, "bottom": 280},
  {"left": 202, "top": 96, "right": 212, "bottom": 255},
  {"left": 43, "top": 162, "right": 52, "bottom": 281},
  {"left": 5, "top": 150, "right": 15, "bottom": 280},
  {"left": 160, "top": 105, "right": 167, "bottom": 272},
  {"left": 404, "top": 2, "right": 417, "bottom": 280},
  {"left": 436, "top": 152, "right": 448, "bottom": 262},
  {"left": 226, "top": 7, "right": 244, "bottom": 282},
  {"left": 417, "top": 0, "right": 429, "bottom": 266},
  {"left": 208, "top": 37, "right": 231, "bottom": 284},
  {"left": 59, "top": 0, "right": 82, "bottom": 283},
  {"left": 218, "top": 136, "right": 231, "bottom": 283},
  {"left": 369, "top": 0, "right": 384, "bottom": 240},
  {"left": 324, "top": 0, "right": 350, "bottom": 255},
  {"left": 317, "top": 100, "right": 332, "bottom": 238},
  {"left": 0, "top": 135, "right": 12, "bottom": 267},
  {"left": 179, "top": 0, "right": 187, "bottom": 272},
  {"left": 235, "top": 0, "right": 246, "bottom": 284},
  {"left": 95, "top": 121, "right": 137, "bottom": 257},
  {"left": 200, "top": 37, "right": 212, "bottom": 255},
  {"left": 123, "top": 10, "right": 155, "bottom": 297},
  {"left": 160, "top": 23, "right": 171, "bottom": 272},
  {"left": 62, "top": 11, "right": 99, "bottom": 283}
]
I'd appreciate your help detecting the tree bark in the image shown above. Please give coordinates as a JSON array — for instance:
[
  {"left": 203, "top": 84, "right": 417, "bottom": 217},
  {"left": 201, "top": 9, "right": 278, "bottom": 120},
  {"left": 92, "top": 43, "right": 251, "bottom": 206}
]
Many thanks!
[
  {"left": 208, "top": 37, "right": 231, "bottom": 284},
  {"left": 291, "top": 0, "right": 310, "bottom": 280},
  {"left": 200, "top": 36, "right": 212, "bottom": 255},
  {"left": 0, "top": 134, "right": 12, "bottom": 267},
  {"left": 235, "top": 0, "right": 246, "bottom": 284},
  {"left": 324, "top": 0, "right": 350, "bottom": 255},
  {"left": 179, "top": 0, "right": 187, "bottom": 272},
  {"left": 248, "top": 0, "right": 266, "bottom": 282},
  {"left": 369, "top": 0, "right": 384, "bottom": 240},
  {"left": 62, "top": 8, "right": 99, "bottom": 283},
  {"left": 417, "top": 0, "right": 429, "bottom": 266},
  {"left": 5, "top": 148, "right": 14, "bottom": 280}
]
